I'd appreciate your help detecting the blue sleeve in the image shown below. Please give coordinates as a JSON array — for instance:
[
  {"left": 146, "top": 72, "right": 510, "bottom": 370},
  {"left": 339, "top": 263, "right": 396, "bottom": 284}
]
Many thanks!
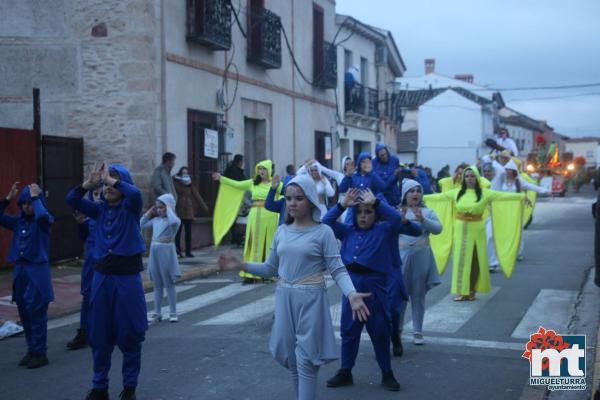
[
  {"left": 369, "top": 172, "right": 386, "bottom": 193},
  {"left": 339, "top": 175, "right": 352, "bottom": 193},
  {"left": 397, "top": 220, "right": 422, "bottom": 236},
  {"left": 66, "top": 186, "right": 100, "bottom": 219},
  {"left": 31, "top": 198, "right": 53, "bottom": 230},
  {"left": 114, "top": 180, "right": 143, "bottom": 214},
  {"left": 322, "top": 204, "right": 350, "bottom": 240},
  {"left": 78, "top": 220, "right": 90, "bottom": 242},
  {"left": 376, "top": 201, "right": 402, "bottom": 225},
  {"left": 265, "top": 187, "right": 284, "bottom": 213},
  {"left": 0, "top": 199, "right": 18, "bottom": 231},
  {"left": 384, "top": 173, "right": 399, "bottom": 191}
]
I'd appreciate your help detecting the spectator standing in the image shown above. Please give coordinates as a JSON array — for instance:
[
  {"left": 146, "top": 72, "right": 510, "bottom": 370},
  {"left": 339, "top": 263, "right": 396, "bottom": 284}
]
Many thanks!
[
  {"left": 173, "top": 167, "right": 209, "bottom": 257},
  {"left": 151, "top": 152, "right": 177, "bottom": 201}
]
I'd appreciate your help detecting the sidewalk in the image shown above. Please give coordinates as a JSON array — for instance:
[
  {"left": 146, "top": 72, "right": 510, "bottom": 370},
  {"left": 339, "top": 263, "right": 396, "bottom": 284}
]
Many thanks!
[{"left": 0, "top": 245, "right": 242, "bottom": 322}]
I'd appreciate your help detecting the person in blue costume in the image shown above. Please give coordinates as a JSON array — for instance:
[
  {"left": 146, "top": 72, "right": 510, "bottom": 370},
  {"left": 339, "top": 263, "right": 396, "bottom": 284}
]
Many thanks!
[
  {"left": 338, "top": 152, "right": 388, "bottom": 224},
  {"left": 68, "top": 188, "right": 102, "bottom": 350},
  {"left": 1, "top": 182, "right": 54, "bottom": 369},
  {"left": 67, "top": 162, "right": 147, "bottom": 400},
  {"left": 372, "top": 144, "right": 402, "bottom": 206},
  {"left": 265, "top": 175, "right": 287, "bottom": 226},
  {"left": 323, "top": 188, "right": 421, "bottom": 392},
  {"left": 409, "top": 165, "right": 433, "bottom": 194}
]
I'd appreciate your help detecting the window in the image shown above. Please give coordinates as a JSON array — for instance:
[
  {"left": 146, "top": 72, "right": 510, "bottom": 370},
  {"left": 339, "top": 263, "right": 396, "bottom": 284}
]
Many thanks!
[
  {"left": 587, "top": 151, "right": 594, "bottom": 159},
  {"left": 313, "top": 3, "right": 325, "bottom": 83},
  {"left": 186, "top": 0, "right": 232, "bottom": 50}
]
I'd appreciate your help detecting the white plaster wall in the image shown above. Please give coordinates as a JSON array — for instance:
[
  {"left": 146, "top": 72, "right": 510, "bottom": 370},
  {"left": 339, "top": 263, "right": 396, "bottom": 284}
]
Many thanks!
[
  {"left": 418, "top": 91, "right": 482, "bottom": 172},
  {"left": 565, "top": 141, "right": 599, "bottom": 166}
]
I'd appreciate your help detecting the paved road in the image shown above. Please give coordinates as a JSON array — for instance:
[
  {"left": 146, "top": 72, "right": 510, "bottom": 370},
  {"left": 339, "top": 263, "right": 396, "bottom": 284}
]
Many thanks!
[{"left": 0, "top": 189, "right": 597, "bottom": 400}]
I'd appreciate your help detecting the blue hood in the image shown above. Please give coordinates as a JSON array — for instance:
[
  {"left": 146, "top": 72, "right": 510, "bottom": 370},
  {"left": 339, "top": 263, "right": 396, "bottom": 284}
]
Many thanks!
[
  {"left": 356, "top": 151, "right": 371, "bottom": 171},
  {"left": 375, "top": 144, "right": 390, "bottom": 161},
  {"left": 109, "top": 164, "right": 134, "bottom": 185}
]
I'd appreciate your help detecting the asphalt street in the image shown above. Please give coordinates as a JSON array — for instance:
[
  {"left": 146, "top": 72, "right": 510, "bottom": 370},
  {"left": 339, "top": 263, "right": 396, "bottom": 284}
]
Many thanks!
[{"left": 0, "top": 188, "right": 597, "bottom": 400}]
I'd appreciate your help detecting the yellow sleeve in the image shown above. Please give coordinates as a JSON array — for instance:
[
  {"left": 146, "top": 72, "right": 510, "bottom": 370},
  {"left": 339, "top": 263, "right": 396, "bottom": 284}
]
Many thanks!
[
  {"left": 219, "top": 176, "right": 253, "bottom": 191},
  {"left": 490, "top": 194, "right": 524, "bottom": 279},
  {"left": 212, "top": 178, "right": 251, "bottom": 247},
  {"left": 480, "top": 177, "right": 491, "bottom": 189},
  {"left": 423, "top": 192, "right": 455, "bottom": 274},
  {"left": 487, "top": 189, "right": 525, "bottom": 202}
]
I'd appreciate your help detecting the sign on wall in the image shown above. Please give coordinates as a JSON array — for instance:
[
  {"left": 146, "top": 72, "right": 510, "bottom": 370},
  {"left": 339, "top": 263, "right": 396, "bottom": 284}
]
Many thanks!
[
  {"left": 325, "top": 135, "right": 332, "bottom": 160},
  {"left": 204, "top": 128, "right": 219, "bottom": 159}
]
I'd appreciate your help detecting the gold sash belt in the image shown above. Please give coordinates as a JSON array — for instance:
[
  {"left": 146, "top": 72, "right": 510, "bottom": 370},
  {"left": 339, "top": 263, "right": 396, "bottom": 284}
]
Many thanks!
[{"left": 456, "top": 212, "right": 482, "bottom": 222}]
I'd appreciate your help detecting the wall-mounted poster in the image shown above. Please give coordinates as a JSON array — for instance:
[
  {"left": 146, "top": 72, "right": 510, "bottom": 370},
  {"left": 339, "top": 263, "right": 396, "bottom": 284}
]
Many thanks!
[{"left": 204, "top": 128, "right": 219, "bottom": 159}]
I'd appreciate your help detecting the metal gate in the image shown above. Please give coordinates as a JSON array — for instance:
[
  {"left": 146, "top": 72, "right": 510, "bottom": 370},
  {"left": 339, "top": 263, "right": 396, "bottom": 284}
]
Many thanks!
[
  {"left": 42, "top": 135, "right": 84, "bottom": 262},
  {"left": 0, "top": 128, "right": 38, "bottom": 267}
]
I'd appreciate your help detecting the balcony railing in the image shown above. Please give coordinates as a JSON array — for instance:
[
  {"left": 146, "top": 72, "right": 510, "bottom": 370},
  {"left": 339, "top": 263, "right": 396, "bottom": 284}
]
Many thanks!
[
  {"left": 315, "top": 41, "right": 337, "bottom": 89},
  {"left": 186, "top": 0, "right": 232, "bottom": 50},
  {"left": 345, "top": 83, "right": 379, "bottom": 118},
  {"left": 247, "top": 8, "right": 282, "bottom": 69}
]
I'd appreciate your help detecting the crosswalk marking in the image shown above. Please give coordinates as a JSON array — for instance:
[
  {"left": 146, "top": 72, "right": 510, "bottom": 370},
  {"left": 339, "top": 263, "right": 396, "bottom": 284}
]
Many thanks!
[
  {"left": 48, "top": 283, "right": 259, "bottom": 330},
  {"left": 413, "top": 287, "right": 500, "bottom": 333},
  {"left": 511, "top": 289, "right": 578, "bottom": 339},
  {"left": 196, "top": 281, "right": 335, "bottom": 326},
  {"left": 333, "top": 330, "right": 524, "bottom": 351},
  {"left": 330, "top": 287, "right": 500, "bottom": 334}
]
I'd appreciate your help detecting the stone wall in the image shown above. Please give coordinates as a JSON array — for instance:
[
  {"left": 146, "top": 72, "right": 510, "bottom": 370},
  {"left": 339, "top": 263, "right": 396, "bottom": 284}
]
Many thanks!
[{"left": 0, "top": 0, "right": 163, "bottom": 202}]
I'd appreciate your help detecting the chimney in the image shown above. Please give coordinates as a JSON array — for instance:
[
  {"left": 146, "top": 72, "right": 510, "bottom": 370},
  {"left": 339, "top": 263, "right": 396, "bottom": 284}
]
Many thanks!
[
  {"left": 425, "top": 58, "right": 435, "bottom": 75},
  {"left": 454, "top": 74, "right": 474, "bottom": 84}
]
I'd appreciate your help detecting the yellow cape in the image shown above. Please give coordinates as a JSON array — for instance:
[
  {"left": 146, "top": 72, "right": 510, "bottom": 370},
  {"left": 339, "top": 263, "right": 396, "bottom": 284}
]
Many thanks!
[{"left": 521, "top": 173, "right": 538, "bottom": 228}]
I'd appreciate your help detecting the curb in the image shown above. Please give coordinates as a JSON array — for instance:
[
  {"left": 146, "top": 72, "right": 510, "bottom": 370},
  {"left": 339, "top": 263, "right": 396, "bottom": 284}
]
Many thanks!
[{"left": 593, "top": 322, "right": 600, "bottom": 398}]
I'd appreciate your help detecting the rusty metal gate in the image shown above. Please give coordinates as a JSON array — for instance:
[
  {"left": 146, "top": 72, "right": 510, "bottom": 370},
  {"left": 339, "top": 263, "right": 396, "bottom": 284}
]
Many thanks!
[{"left": 42, "top": 135, "right": 84, "bottom": 263}]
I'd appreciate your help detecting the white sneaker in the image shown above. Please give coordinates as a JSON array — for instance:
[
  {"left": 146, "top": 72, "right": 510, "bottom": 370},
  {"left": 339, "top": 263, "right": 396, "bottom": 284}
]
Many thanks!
[
  {"left": 148, "top": 313, "right": 162, "bottom": 323},
  {"left": 169, "top": 314, "right": 178, "bottom": 323},
  {"left": 489, "top": 265, "right": 499, "bottom": 273},
  {"left": 517, "top": 255, "right": 524, "bottom": 261},
  {"left": 413, "top": 332, "right": 425, "bottom": 345}
]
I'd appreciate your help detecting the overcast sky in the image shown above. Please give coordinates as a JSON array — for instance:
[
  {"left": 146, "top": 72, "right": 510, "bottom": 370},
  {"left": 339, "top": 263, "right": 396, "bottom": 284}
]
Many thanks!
[{"left": 337, "top": 0, "right": 600, "bottom": 138}]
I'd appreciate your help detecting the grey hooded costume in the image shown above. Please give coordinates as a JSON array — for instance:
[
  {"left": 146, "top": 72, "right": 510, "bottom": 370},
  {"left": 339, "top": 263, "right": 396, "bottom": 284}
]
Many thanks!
[
  {"left": 246, "top": 175, "right": 356, "bottom": 400},
  {"left": 398, "top": 179, "right": 442, "bottom": 334}
]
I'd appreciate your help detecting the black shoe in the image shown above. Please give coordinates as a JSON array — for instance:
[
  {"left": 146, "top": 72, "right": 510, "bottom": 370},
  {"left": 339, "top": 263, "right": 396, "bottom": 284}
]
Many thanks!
[
  {"left": 326, "top": 368, "right": 353, "bottom": 387},
  {"left": 67, "top": 328, "right": 88, "bottom": 350},
  {"left": 381, "top": 371, "right": 401, "bottom": 391},
  {"left": 26, "top": 353, "right": 48, "bottom": 369},
  {"left": 85, "top": 388, "right": 110, "bottom": 400},
  {"left": 18, "top": 352, "right": 33, "bottom": 366},
  {"left": 176, "top": 251, "right": 184, "bottom": 258},
  {"left": 119, "top": 387, "right": 136, "bottom": 400},
  {"left": 185, "top": 252, "right": 195, "bottom": 258},
  {"left": 391, "top": 333, "right": 403, "bottom": 357}
]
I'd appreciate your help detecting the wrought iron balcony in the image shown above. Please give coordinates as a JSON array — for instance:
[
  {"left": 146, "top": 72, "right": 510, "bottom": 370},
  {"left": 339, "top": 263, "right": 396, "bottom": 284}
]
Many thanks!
[
  {"left": 247, "top": 8, "right": 282, "bottom": 69},
  {"left": 345, "top": 83, "right": 379, "bottom": 118},
  {"left": 186, "top": 0, "right": 232, "bottom": 50},
  {"left": 315, "top": 41, "right": 337, "bottom": 89}
]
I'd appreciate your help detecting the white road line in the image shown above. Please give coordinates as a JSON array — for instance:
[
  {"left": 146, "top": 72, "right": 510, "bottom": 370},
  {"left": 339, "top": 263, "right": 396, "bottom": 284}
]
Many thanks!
[
  {"left": 415, "top": 287, "right": 500, "bottom": 333},
  {"left": 511, "top": 289, "right": 578, "bottom": 339},
  {"left": 184, "top": 278, "right": 235, "bottom": 284},
  {"left": 0, "top": 295, "right": 16, "bottom": 307},
  {"left": 160, "top": 283, "right": 260, "bottom": 316},
  {"left": 333, "top": 330, "right": 524, "bottom": 351},
  {"left": 196, "top": 281, "right": 335, "bottom": 326},
  {"left": 145, "top": 284, "right": 194, "bottom": 302}
]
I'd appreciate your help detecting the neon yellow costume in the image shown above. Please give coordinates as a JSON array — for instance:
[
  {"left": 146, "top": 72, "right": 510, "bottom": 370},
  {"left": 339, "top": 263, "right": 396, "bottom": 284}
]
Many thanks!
[
  {"left": 438, "top": 177, "right": 461, "bottom": 193},
  {"left": 521, "top": 172, "right": 538, "bottom": 227},
  {"left": 424, "top": 167, "right": 525, "bottom": 296},
  {"left": 212, "top": 160, "right": 282, "bottom": 279}
]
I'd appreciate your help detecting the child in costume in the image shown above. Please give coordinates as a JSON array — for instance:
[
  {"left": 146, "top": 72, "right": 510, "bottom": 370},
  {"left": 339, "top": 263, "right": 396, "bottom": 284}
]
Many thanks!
[
  {"left": 141, "top": 193, "right": 181, "bottom": 323},
  {"left": 1, "top": 182, "right": 54, "bottom": 369}
]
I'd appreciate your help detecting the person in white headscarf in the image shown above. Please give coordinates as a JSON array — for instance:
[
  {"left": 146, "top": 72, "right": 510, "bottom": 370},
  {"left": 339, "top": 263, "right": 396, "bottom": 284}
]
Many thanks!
[
  {"left": 141, "top": 194, "right": 182, "bottom": 323},
  {"left": 218, "top": 175, "right": 370, "bottom": 400},
  {"left": 395, "top": 179, "right": 442, "bottom": 346},
  {"left": 297, "top": 161, "right": 335, "bottom": 216}
]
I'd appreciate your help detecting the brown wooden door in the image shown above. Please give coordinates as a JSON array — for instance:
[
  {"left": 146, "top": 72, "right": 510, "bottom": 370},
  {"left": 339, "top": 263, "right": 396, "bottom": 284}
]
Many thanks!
[
  {"left": 42, "top": 135, "right": 84, "bottom": 262},
  {"left": 0, "top": 128, "right": 38, "bottom": 267},
  {"left": 188, "top": 109, "right": 221, "bottom": 212}
]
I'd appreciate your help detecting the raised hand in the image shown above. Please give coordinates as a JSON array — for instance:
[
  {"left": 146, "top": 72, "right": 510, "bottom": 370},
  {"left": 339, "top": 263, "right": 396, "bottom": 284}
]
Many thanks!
[
  {"left": 218, "top": 252, "right": 244, "bottom": 271},
  {"left": 28, "top": 183, "right": 42, "bottom": 197},
  {"left": 83, "top": 162, "right": 102, "bottom": 190},
  {"left": 359, "top": 188, "right": 376, "bottom": 205},
  {"left": 6, "top": 181, "right": 20, "bottom": 201},
  {"left": 271, "top": 175, "right": 281, "bottom": 189},
  {"left": 412, "top": 206, "right": 424, "bottom": 222},
  {"left": 100, "top": 162, "right": 117, "bottom": 186},
  {"left": 348, "top": 292, "right": 371, "bottom": 322},
  {"left": 212, "top": 172, "right": 221, "bottom": 181},
  {"left": 73, "top": 210, "right": 86, "bottom": 224},
  {"left": 342, "top": 188, "right": 361, "bottom": 208},
  {"left": 146, "top": 205, "right": 157, "bottom": 217}
]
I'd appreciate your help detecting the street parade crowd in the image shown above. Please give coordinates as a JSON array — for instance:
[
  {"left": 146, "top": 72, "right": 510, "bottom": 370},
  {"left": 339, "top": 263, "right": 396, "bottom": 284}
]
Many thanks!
[{"left": 0, "top": 129, "right": 550, "bottom": 400}]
